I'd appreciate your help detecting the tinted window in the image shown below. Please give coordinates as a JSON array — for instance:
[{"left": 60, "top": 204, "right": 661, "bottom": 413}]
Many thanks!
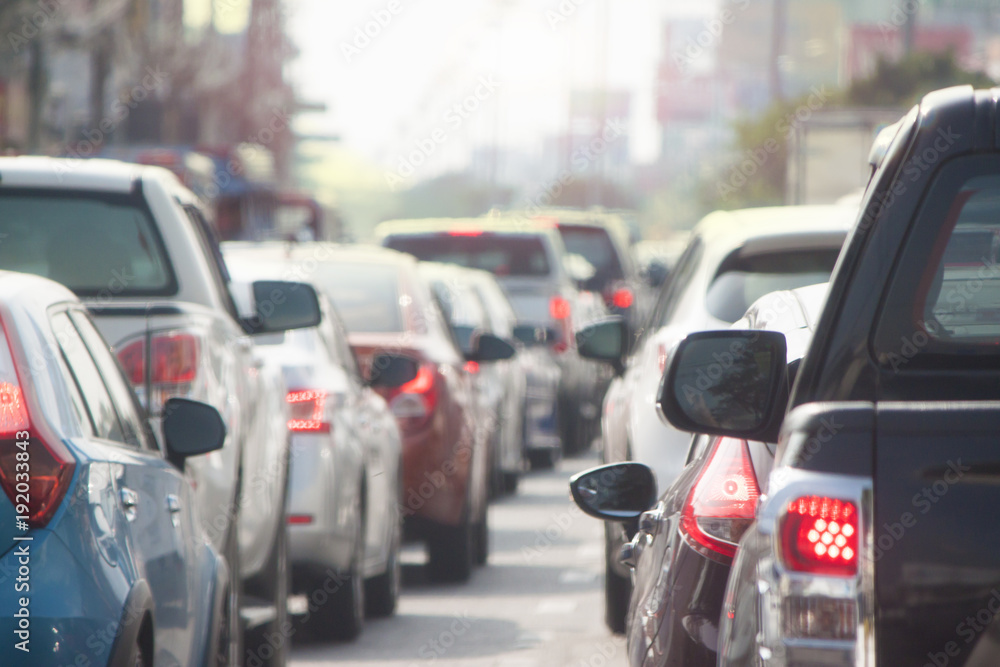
[
  {"left": 386, "top": 234, "right": 551, "bottom": 277},
  {"left": 557, "top": 225, "right": 624, "bottom": 286},
  {"left": 873, "top": 159, "right": 1000, "bottom": 365},
  {"left": 0, "top": 190, "right": 174, "bottom": 296},
  {"left": 318, "top": 262, "right": 404, "bottom": 333},
  {"left": 51, "top": 312, "right": 126, "bottom": 444},
  {"left": 428, "top": 278, "right": 488, "bottom": 354},
  {"left": 705, "top": 249, "right": 841, "bottom": 323},
  {"left": 651, "top": 237, "right": 703, "bottom": 330},
  {"left": 69, "top": 311, "right": 154, "bottom": 450}
]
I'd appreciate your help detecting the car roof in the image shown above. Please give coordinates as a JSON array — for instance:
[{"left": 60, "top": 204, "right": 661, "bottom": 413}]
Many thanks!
[
  {"left": 0, "top": 270, "right": 78, "bottom": 313},
  {"left": 222, "top": 241, "right": 416, "bottom": 267},
  {"left": 693, "top": 205, "right": 855, "bottom": 255},
  {"left": 0, "top": 156, "right": 168, "bottom": 193}
]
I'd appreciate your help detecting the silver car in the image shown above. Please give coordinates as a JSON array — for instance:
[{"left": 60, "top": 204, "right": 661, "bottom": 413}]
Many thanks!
[{"left": 225, "top": 243, "right": 415, "bottom": 640}]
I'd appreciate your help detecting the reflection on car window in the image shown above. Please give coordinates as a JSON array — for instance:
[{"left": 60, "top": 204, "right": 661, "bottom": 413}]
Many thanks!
[
  {"left": 924, "top": 178, "right": 1000, "bottom": 340},
  {"left": 319, "top": 262, "right": 404, "bottom": 333}
]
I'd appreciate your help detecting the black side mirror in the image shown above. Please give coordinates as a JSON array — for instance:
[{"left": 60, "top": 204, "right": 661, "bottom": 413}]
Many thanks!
[
  {"left": 368, "top": 354, "right": 420, "bottom": 387},
  {"left": 162, "top": 398, "right": 227, "bottom": 468},
  {"left": 576, "top": 317, "right": 627, "bottom": 375},
  {"left": 569, "top": 463, "right": 658, "bottom": 521},
  {"left": 242, "top": 280, "right": 322, "bottom": 335},
  {"left": 467, "top": 332, "right": 516, "bottom": 362},
  {"left": 657, "top": 330, "right": 788, "bottom": 442},
  {"left": 646, "top": 260, "right": 669, "bottom": 287}
]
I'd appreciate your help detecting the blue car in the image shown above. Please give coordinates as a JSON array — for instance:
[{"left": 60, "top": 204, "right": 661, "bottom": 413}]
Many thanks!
[{"left": 0, "top": 272, "right": 231, "bottom": 666}]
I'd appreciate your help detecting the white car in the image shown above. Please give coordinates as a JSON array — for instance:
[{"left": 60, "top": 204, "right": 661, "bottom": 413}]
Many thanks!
[
  {"left": 224, "top": 242, "right": 415, "bottom": 639},
  {"left": 0, "top": 156, "right": 321, "bottom": 665},
  {"left": 578, "top": 204, "right": 855, "bottom": 633}
]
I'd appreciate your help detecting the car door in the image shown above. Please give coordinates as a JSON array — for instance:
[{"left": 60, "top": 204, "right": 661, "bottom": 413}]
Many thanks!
[{"left": 52, "top": 309, "right": 203, "bottom": 666}]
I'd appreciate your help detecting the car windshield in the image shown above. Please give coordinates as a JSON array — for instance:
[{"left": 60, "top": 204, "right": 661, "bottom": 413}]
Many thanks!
[
  {"left": 0, "top": 190, "right": 174, "bottom": 296},
  {"left": 706, "top": 249, "right": 842, "bottom": 323},
  {"left": 557, "top": 225, "right": 624, "bottom": 286},
  {"left": 385, "top": 234, "right": 551, "bottom": 277},
  {"left": 315, "top": 262, "right": 405, "bottom": 333}
]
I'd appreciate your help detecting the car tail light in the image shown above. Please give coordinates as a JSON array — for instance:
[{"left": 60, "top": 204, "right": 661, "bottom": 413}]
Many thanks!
[
  {"left": 463, "top": 360, "right": 480, "bottom": 374},
  {"left": 448, "top": 230, "right": 483, "bottom": 236},
  {"left": 388, "top": 363, "right": 438, "bottom": 420},
  {"left": 549, "top": 296, "right": 571, "bottom": 320},
  {"left": 0, "top": 320, "right": 75, "bottom": 528},
  {"left": 680, "top": 436, "right": 760, "bottom": 559},
  {"left": 117, "top": 332, "right": 201, "bottom": 412},
  {"left": 780, "top": 496, "right": 858, "bottom": 576},
  {"left": 611, "top": 288, "right": 633, "bottom": 309},
  {"left": 286, "top": 390, "right": 331, "bottom": 433},
  {"left": 288, "top": 514, "right": 314, "bottom": 525},
  {"left": 782, "top": 596, "right": 857, "bottom": 640}
]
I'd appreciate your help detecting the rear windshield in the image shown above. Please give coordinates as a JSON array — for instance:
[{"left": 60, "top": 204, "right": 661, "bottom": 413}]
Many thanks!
[
  {"left": 427, "top": 279, "right": 487, "bottom": 354},
  {"left": 0, "top": 190, "right": 175, "bottom": 296},
  {"left": 315, "top": 262, "right": 404, "bottom": 333},
  {"left": 385, "top": 234, "right": 551, "bottom": 277},
  {"left": 557, "top": 225, "right": 624, "bottom": 285},
  {"left": 706, "top": 249, "right": 841, "bottom": 323}
]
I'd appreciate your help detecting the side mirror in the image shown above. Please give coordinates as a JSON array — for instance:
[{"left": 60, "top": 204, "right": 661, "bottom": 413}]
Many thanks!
[
  {"left": 242, "top": 280, "right": 322, "bottom": 335},
  {"left": 576, "top": 317, "right": 626, "bottom": 375},
  {"left": 645, "top": 260, "right": 669, "bottom": 288},
  {"left": 657, "top": 330, "right": 788, "bottom": 442},
  {"left": 467, "top": 332, "right": 516, "bottom": 362},
  {"left": 368, "top": 354, "right": 420, "bottom": 388},
  {"left": 569, "top": 463, "right": 657, "bottom": 521},
  {"left": 162, "top": 398, "right": 227, "bottom": 468}
]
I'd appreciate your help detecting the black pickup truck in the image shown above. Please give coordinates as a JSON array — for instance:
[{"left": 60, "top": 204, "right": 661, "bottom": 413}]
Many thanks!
[{"left": 644, "top": 85, "right": 1000, "bottom": 666}]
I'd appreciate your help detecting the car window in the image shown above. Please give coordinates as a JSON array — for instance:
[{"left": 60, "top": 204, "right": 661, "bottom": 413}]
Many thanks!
[
  {"left": 557, "top": 225, "right": 625, "bottom": 287},
  {"left": 648, "top": 236, "right": 703, "bottom": 333},
  {"left": 324, "top": 300, "right": 364, "bottom": 382},
  {"left": 429, "top": 278, "right": 488, "bottom": 354},
  {"left": 50, "top": 312, "right": 127, "bottom": 445},
  {"left": 68, "top": 311, "right": 156, "bottom": 451},
  {"left": 875, "top": 158, "right": 1000, "bottom": 362},
  {"left": 183, "top": 205, "right": 241, "bottom": 321},
  {"left": 0, "top": 189, "right": 175, "bottom": 296},
  {"left": 705, "top": 249, "right": 841, "bottom": 324},
  {"left": 386, "top": 234, "right": 552, "bottom": 277},
  {"left": 319, "top": 262, "right": 405, "bottom": 333}
]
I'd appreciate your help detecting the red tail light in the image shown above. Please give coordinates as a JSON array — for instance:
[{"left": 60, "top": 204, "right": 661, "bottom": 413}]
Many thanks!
[
  {"left": 288, "top": 514, "right": 314, "bottom": 525},
  {"left": 0, "top": 320, "right": 75, "bottom": 528},
  {"left": 286, "top": 390, "right": 331, "bottom": 433},
  {"left": 387, "top": 363, "right": 438, "bottom": 420},
  {"left": 680, "top": 436, "right": 760, "bottom": 559},
  {"left": 549, "top": 296, "right": 571, "bottom": 320},
  {"left": 463, "top": 360, "right": 480, "bottom": 374},
  {"left": 781, "top": 496, "right": 858, "bottom": 576},
  {"left": 117, "top": 332, "right": 201, "bottom": 412},
  {"left": 448, "top": 230, "right": 483, "bottom": 237},
  {"left": 611, "top": 288, "right": 633, "bottom": 309}
]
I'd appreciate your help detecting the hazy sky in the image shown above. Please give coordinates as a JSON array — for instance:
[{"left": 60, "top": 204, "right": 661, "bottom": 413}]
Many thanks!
[{"left": 284, "top": 0, "right": 715, "bottom": 176}]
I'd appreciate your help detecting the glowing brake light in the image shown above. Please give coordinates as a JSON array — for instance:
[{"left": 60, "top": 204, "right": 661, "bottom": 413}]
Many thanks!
[
  {"left": 549, "top": 296, "right": 571, "bottom": 320},
  {"left": 611, "top": 288, "right": 634, "bottom": 309},
  {"left": 448, "top": 230, "right": 483, "bottom": 237},
  {"left": 0, "top": 320, "right": 75, "bottom": 528},
  {"left": 286, "top": 389, "right": 330, "bottom": 433},
  {"left": 117, "top": 332, "right": 201, "bottom": 411},
  {"left": 780, "top": 496, "right": 859, "bottom": 576},
  {"left": 680, "top": 436, "right": 760, "bottom": 559},
  {"left": 463, "top": 360, "right": 480, "bottom": 374},
  {"left": 387, "top": 363, "right": 438, "bottom": 421}
]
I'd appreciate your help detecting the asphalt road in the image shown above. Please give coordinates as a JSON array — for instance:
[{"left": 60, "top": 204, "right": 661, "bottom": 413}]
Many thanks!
[{"left": 289, "top": 452, "right": 625, "bottom": 667}]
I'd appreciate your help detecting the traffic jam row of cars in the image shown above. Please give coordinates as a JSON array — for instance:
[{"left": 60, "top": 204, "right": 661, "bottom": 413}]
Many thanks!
[
  {"left": 0, "top": 156, "right": 659, "bottom": 666},
  {"left": 570, "top": 86, "right": 1000, "bottom": 667}
]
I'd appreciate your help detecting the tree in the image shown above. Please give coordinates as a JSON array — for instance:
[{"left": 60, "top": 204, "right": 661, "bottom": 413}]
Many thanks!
[{"left": 846, "top": 51, "right": 995, "bottom": 108}]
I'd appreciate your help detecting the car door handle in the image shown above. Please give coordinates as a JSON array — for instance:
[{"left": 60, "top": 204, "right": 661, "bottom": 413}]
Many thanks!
[
  {"left": 120, "top": 487, "right": 139, "bottom": 520},
  {"left": 166, "top": 494, "right": 181, "bottom": 514}
]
